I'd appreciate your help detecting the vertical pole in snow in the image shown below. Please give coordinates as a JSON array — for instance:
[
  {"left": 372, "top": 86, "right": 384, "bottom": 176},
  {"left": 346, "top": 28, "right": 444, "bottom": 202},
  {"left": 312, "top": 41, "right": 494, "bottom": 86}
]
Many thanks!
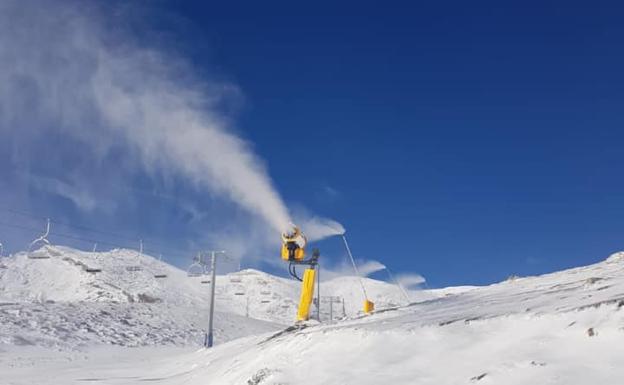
[
  {"left": 386, "top": 267, "right": 411, "bottom": 304},
  {"left": 329, "top": 297, "right": 333, "bottom": 322},
  {"left": 342, "top": 234, "right": 369, "bottom": 300},
  {"left": 316, "top": 263, "right": 321, "bottom": 321},
  {"left": 206, "top": 250, "right": 217, "bottom": 348}
]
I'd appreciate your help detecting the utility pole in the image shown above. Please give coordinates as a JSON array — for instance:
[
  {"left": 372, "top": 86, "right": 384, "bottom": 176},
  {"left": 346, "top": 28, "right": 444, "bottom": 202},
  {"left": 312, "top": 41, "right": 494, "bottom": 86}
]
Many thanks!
[{"left": 205, "top": 250, "right": 226, "bottom": 348}]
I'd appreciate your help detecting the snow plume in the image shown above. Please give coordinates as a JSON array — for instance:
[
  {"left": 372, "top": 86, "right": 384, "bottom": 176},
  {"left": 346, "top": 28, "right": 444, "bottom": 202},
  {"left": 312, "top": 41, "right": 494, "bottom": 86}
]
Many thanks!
[
  {"left": 396, "top": 273, "right": 426, "bottom": 289},
  {"left": 0, "top": 1, "right": 295, "bottom": 235},
  {"left": 358, "top": 260, "right": 387, "bottom": 277},
  {"left": 300, "top": 217, "right": 346, "bottom": 241},
  {"left": 321, "top": 259, "right": 387, "bottom": 281}
]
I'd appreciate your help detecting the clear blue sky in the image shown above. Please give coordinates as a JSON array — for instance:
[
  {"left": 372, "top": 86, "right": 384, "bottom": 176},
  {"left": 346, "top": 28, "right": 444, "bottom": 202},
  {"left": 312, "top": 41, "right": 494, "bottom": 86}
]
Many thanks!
[
  {"left": 171, "top": 1, "right": 624, "bottom": 286},
  {"left": 1, "top": 1, "right": 623, "bottom": 287}
]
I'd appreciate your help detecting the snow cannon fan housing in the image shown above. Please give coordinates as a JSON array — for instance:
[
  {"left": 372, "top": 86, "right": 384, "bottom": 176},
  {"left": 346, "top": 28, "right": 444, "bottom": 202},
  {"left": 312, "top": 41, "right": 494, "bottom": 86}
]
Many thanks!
[{"left": 281, "top": 226, "right": 307, "bottom": 262}]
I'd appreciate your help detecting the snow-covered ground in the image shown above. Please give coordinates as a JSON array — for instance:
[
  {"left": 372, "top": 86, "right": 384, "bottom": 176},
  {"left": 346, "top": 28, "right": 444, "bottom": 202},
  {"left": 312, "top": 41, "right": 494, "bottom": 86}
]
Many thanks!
[
  {"left": 0, "top": 245, "right": 427, "bottom": 349},
  {"left": 2, "top": 246, "right": 624, "bottom": 384}
]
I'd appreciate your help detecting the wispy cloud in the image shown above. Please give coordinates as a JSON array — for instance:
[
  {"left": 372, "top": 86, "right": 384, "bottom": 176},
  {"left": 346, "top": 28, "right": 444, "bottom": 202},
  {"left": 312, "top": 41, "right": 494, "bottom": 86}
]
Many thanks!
[{"left": 29, "top": 175, "right": 98, "bottom": 212}]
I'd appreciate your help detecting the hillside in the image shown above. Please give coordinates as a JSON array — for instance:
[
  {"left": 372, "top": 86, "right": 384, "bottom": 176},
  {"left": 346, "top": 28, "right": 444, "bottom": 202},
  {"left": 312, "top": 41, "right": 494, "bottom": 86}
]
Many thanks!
[
  {"left": 3, "top": 250, "right": 623, "bottom": 384},
  {"left": 0, "top": 245, "right": 430, "bottom": 348}
]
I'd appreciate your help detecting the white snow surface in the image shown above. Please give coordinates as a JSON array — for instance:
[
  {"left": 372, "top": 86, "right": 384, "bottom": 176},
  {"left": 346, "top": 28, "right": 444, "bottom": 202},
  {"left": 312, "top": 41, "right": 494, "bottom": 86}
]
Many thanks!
[
  {"left": 3, "top": 246, "right": 624, "bottom": 384},
  {"left": 0, "top": 245, "right": 429, "bottom": 349}
]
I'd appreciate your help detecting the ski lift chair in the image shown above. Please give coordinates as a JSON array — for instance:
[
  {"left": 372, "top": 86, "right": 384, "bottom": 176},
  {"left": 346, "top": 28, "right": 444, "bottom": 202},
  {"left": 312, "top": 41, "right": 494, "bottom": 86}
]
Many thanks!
[
  {"left": 261, "top": 299, "right": 271, "bottom": 304},
  {"left": 126, "top": 240, "right": 144, "bottom": 272},
  {"left": 154, "top": 254, "right": 168, "bottom": 279},
  {"left": 187, "top": 261, "right": 205, "bottom": 277},
  {"left": 27, "top": 219, "right": 51, "bottom": 259}
]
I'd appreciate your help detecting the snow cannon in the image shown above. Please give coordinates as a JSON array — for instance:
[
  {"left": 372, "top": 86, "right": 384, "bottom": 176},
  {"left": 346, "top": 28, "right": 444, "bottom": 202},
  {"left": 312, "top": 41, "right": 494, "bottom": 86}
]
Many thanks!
[
  {"left": 281, "top": 225, "right": 307, "bottom": 262},
  {"left": 281, "top": 225, "right": 319, "bottom": 322},
  {"left": 363, "top": 299, "right": 375, "bottom": 314}
]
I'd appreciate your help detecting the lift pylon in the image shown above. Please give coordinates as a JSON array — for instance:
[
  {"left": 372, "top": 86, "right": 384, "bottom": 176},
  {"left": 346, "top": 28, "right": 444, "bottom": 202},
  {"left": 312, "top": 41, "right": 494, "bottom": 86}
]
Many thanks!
[{"left": 28, "top": 218, "right": 51, "bottom": 259}]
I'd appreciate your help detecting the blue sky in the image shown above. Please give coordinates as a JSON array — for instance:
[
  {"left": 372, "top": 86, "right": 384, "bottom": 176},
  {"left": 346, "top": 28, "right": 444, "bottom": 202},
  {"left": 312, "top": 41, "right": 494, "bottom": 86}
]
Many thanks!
[{"left": 1, "top": 1, "right": 623, "bottom": 287}]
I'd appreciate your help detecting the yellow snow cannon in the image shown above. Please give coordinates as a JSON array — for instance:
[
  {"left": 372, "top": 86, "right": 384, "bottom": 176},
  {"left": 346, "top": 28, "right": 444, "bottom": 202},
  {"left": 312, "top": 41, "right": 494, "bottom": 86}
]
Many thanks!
[
  {"left": 363, "top": 299, "right": 375, "bottom": 314},
  {"left": 281, "top": 225, "right": 320, "bottom": 322},
  {"left": 281, "top": 226, "right": 307, "bottom": 262}
]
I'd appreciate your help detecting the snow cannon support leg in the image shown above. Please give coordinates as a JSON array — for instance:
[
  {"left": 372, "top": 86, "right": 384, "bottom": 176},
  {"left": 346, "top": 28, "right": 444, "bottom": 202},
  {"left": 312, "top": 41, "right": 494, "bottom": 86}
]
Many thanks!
[
  {"left": 297, "top": 268, "right": 316, "bottom": 321},
  {"left": 363, "top": 299, "right": 375, "bottom": 314}
]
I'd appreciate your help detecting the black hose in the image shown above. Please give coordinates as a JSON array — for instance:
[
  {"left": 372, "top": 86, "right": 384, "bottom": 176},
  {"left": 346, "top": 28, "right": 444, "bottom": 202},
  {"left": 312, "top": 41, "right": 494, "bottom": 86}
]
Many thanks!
[{"left": 289, "top": 262, "right": 302, "bottom": 281}]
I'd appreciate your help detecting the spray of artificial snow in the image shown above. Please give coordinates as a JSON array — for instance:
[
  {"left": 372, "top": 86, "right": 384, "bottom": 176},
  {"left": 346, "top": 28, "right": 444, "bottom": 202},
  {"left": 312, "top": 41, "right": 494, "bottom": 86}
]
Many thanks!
[
  {"left": 0, "top": 1, "right": 343, "bottom": 237},
  {"left": 301, "top": 217, "right": 346, "bottom": 241},
  {"left": 396, "top": 273, "right": 426, "bottom": 289}
]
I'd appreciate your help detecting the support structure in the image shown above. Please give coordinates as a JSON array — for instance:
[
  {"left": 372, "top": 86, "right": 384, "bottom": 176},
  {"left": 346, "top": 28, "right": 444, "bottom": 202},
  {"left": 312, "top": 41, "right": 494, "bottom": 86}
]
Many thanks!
[
  {"left": 0, "top": 241, "right": 5, "bottom": 269},
  {"left": 321, "top": 296, "right": 344, "bottom": 322},
  {"left": 28, "top": 218, "right": 51, "bottom": 258},
  {"left": 288, "top": 248, "right": 321, "bottom": 322},
  {"left": 385, "top": 266, "right": 411, "bottom": 304},
  {"left": 205, "top": 250, "right": 226, "bottom": 348},
  {"left": 342, "top": 234, "right": 374, "bottom": 313}
]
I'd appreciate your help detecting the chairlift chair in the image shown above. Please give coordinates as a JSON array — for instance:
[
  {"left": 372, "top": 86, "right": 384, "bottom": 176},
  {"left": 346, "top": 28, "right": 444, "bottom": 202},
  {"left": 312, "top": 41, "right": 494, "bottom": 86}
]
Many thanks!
[
  {"left": 234, "top": 291, "right": 245, "bottom": 296},
  {"left": 153, "top": 254, "right": 168, "bottom": 279},
  {"left": 27, "top": 219, "right": 52, "bottom": 259},
  {"left": 187, "top": 261, "right": 205, "bottom": 277},
  {"left": 126, "top": 239, "right": 143, "bottom": 272},
  {"left": 260, "top": 299, "right": 271, "bottom": 304}
]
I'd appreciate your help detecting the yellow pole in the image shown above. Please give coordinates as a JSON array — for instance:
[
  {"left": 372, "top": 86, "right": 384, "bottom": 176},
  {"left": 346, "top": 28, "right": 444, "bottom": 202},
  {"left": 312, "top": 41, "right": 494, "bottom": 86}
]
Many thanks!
[{"left": 297, "top": 268, "right": 316, "bottom": 321}]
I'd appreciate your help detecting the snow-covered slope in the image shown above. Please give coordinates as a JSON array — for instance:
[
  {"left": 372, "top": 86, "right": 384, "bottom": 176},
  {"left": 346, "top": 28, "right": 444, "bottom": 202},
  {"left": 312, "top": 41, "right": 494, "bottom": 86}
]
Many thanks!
[
  {"left": 0, "top": 245, "right": 283, "bottom": 348},
  {"left": 0, "top": 245, "right": 430, "bottom": 349},
  {"left": 196, "top": 251, "right": 624, "bottom": 384},
  {"left": 5, "top": 251, "right": 623, "bottom": 384}
]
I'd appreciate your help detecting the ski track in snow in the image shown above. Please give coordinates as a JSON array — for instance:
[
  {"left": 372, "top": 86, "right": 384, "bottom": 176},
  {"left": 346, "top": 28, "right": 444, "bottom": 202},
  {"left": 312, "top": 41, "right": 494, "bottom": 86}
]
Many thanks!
[{"left": 2, "top": 247, "right": 624, "bottom": 384}]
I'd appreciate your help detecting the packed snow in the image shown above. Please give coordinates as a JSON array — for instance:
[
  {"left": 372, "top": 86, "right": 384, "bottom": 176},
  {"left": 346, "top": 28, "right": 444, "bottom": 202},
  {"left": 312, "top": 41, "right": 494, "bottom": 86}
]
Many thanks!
[{"left": 2, "top": 246, "right": 624, "bottom": 384}]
